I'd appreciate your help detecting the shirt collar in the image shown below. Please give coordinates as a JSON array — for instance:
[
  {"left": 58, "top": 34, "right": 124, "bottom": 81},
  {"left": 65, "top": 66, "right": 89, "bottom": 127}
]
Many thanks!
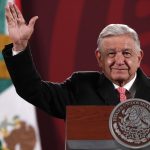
[{"left": 113, "top": 73, "right": 137, "bottom": 91}]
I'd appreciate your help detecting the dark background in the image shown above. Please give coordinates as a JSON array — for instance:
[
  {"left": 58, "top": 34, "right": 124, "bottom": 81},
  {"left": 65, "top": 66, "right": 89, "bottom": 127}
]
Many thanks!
[{"left": 19, "top": 0, "right": 150, "bottom": 149}]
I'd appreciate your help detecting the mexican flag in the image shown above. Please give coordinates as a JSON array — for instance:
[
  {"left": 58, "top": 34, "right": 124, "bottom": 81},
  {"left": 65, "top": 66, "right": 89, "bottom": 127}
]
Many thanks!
[{"left": 0, "top": 0, "right": 41, "bottom": 149}]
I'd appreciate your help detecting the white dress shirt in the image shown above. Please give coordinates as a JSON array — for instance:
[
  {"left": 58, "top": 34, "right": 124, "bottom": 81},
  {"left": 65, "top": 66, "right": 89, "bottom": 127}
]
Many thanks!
[{"left": 113, "top": 73, "right": 137, "bottom": 91}]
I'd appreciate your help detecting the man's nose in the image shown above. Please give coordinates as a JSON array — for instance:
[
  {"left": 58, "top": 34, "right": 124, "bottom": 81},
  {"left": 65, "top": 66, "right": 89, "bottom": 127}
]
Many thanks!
[{"left": 115, "top": 53, "right": 125, "bottom": 65}]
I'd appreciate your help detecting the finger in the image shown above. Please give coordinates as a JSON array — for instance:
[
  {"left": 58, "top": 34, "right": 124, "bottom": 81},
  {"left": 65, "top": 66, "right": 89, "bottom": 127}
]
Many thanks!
[
  {"left": 5, "top": 5, "right": 14, "bottom": 24},
  {"left": 8, "top": 2, "right": 18, "bottom": 20},
  {"left": 13, "top": 3, "right": 25, "bottom": 23},
  {"left": 28, "top": 16, "right": 39, "bottom": 28},
  {"left": 6, "top": 14, "right": 11, "bottom": 25}
]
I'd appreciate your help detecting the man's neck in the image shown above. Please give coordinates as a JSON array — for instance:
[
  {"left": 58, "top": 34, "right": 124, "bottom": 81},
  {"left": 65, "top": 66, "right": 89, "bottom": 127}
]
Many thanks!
[{"left": 113, "top": 73, "right": 137, "bottom": 90}]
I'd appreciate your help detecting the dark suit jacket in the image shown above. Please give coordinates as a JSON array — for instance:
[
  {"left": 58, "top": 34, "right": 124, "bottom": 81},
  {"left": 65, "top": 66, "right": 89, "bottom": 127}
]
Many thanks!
[{"left": 2, "top": 44, "right": 150, "bottom": 119}]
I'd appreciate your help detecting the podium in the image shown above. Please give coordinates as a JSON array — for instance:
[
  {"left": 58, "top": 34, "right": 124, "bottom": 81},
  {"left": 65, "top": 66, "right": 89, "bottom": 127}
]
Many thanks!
[{"left": 65, "top": 106, "right": 150, "bottom": 150}]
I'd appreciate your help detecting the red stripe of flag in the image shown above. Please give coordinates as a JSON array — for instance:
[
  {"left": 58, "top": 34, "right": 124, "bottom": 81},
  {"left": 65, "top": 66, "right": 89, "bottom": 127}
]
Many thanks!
[{"left": 15, "top": 0, "right": 22, "bottom": 11}]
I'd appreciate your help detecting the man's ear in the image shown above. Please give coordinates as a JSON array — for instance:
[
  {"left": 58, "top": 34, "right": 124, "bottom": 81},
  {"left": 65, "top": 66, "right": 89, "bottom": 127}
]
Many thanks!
[
  {"left": 95, "top": 49, "right": 102, "bottom": 67},
  {"left": 137, "top": 50, "right": 144, "bottom": 67}
]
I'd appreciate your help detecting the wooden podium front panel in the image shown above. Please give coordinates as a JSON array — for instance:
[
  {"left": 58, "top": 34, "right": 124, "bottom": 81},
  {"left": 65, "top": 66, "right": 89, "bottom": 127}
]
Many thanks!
[{"left": 66, "top": 106, "right": 114, "bottom": 140}]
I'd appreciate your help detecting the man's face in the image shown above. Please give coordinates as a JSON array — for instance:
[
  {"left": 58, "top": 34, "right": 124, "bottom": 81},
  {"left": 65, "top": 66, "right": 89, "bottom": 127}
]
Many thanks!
[{"left": 95, "top": 35, "right": 143, "bottom": 86}]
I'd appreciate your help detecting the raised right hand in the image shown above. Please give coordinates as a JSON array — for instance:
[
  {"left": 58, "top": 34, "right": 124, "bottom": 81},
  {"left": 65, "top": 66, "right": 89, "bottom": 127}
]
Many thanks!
[{"left": 5, "top": 2, "right": 38, "bottom": 51}]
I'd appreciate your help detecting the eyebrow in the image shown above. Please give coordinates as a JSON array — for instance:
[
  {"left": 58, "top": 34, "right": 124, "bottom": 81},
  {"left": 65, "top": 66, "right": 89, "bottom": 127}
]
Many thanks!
[{"left": 105, "top": 48, "right": 133, "bottom": 51}]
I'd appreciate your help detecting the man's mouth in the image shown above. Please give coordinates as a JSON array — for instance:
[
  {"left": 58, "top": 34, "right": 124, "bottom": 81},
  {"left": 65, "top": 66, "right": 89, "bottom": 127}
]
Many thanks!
[{"left": 111, "top": 68, "right": 128, "bottom": 70}]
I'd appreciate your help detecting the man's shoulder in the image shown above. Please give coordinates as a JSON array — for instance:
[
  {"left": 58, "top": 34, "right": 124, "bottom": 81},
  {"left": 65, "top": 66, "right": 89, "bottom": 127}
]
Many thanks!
[
  {"left": 63, "top": 71, "right": 103, "bottom": 89},
  {"left": 69, "top": 71, "right": 103, "bottom": 83},
  {"left": 138, "top": 69, "right": 150, "bottom": 83},
  {"left": 72, "top": 71, "right": 101, "bottom": 77}
]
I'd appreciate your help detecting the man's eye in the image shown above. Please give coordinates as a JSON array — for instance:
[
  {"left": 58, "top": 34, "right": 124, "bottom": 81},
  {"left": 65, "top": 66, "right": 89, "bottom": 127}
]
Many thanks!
[
  {"left": 108, "top": 52, "right": 115, "bottom": 57},
  {"left": 123, "top": 52, "right": 131, "bottom": 57}
]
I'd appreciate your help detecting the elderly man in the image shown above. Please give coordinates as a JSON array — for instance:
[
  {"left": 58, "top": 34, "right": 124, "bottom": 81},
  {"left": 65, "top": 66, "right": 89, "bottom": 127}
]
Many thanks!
[{"left": 3, "top": 3, "right": 150, "bottom": 119}]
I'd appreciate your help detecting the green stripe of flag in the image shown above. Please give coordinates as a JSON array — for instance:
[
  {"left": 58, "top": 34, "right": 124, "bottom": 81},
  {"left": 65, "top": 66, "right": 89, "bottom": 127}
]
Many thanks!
[
  {"left": 0, "top": 80, "right": 12, "bottom": 93},
  {"left": 0, "top": 0, "right": 8, "bottom": 34},
  {"left": 0, "top": 53, "right": 3, "bottom": 60}
]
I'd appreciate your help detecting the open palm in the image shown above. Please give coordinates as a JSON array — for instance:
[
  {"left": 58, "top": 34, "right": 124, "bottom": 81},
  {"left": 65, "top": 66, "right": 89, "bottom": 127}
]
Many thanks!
[{"left": 5, "top": 3, "right": 38, "bottom": 50}]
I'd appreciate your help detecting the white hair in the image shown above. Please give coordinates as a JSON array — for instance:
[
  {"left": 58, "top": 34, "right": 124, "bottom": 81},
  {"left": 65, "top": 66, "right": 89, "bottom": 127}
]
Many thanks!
[{"left": 97, "top": 24, "right": 141, "bottom": 51}]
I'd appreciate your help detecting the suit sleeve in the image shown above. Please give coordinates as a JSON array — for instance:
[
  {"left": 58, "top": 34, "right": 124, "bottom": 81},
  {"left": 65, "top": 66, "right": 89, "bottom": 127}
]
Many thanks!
[{"left": 2, "top": 44, "right": 77, "bottom": 119}]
